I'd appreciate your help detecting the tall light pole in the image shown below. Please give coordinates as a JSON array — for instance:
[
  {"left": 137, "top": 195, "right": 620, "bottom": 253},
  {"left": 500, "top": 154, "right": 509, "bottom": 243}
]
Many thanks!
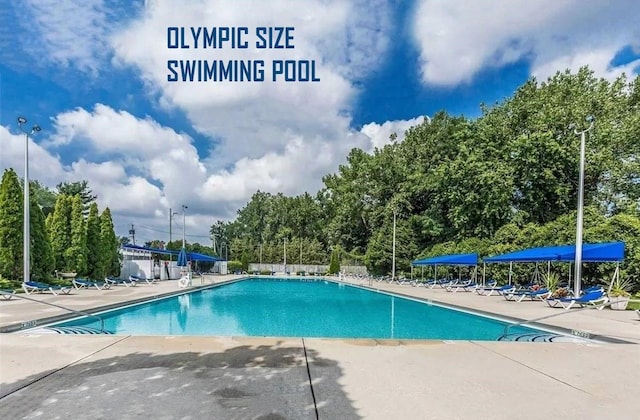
[
  {"left": 17, "top": 117, "right": 41, "bottom": 283},
  {"left": 181, "top": 205, "right": 188, "bottom": 248},
  {"left": 392, "top": 209, "right": 397, "bottom": 281},
  {"left": 571, "top": 116, "right": 595, "bottom": 297}
]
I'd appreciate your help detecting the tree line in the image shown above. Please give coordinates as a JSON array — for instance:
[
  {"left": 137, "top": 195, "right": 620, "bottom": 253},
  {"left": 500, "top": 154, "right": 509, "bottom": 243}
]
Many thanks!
[
  {"left": 210, "top": 67, "right": 639, "bottom": 288},
  {"left": 0, "top": 171, "right": 120, "bottom": 286}
]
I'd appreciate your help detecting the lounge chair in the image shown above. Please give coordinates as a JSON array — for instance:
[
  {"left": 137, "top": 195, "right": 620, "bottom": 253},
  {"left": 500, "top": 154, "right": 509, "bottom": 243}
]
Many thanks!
[
  {"left": 129, "top": 274, "right": 157, "bottom": 285},
  {"left": 73, "top": 278, "right": 111, "bottom": 290},
  {"left": 475, "top": 284, "right": 515, "bottom": 296},
  {"left": 545, "top": 290, "right": 608, "bottom": 310},
  {"left": 446, "top": 281, "right": 478, "bottom": 292},
  {"left": 1, "top": 289, "right": 14, "bottom": 300},
  {"left": 105, "top": 276, "right": 136, "bottom": 287},
  {"left": 22, "top": 281, "right": 72, "bottom": 296},
  {"left": 504, "top": 288, "right": 550, "bottom": 302}
]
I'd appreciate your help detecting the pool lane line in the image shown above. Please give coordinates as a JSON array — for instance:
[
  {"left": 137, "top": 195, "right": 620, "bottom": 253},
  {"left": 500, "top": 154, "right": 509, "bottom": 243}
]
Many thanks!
[
  {"left": 302, "top": 337, "right": 320, "bottom": 420},
  {"left": 0, "top": 335, "right": 132, "bottom": 400}
]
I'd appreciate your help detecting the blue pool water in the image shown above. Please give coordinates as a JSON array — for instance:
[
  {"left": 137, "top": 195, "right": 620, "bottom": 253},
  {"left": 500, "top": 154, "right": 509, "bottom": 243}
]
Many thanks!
[{"left": 56, "top": 278, "right": 540, "bottom": 340}]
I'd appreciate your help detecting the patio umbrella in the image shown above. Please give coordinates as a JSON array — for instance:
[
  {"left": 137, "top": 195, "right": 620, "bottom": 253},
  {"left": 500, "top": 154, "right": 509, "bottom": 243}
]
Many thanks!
[{"left": 177, "top": 247, "right": 188, "bottom": 267}]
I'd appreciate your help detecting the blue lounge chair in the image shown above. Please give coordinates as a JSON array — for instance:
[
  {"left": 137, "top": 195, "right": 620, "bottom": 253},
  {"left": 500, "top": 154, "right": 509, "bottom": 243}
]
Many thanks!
[
  {"left": 22, "top": 281, "right": 72, "bottom": 296},
  {"left": 504, "top": 288, "right": 550, "bottom": 302},
  {"left": 545, "top": 290, "right": 608, "bottom": 310},
  {"left": 73, "top": 278, "right": 111, "bottom": 290},
  {"left": 129, "top": 274, "right": 157, "bottom": 285},
  {"left": 446, "top": 281, "right": 479, "bottom": 292},
  {"left": 475, "top": 284, "right": 515, "bottom": 296},
  {"left": 105, "top": 276, "right": 136, "bottom": 287},
  {"left": 1, "top": 289, "right": 14, "bottom": 300}
]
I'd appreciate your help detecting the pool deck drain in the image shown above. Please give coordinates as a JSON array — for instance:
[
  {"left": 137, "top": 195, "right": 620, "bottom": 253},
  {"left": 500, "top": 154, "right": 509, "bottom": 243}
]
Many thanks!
[{"left": 1, "top": 275, "right": 639, "bottom": 419}]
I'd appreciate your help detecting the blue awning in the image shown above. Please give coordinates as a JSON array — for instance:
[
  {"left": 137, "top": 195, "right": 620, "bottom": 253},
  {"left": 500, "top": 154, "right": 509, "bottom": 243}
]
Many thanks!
[
  {"left": 484, "top": 242, "right": 625, "bottom": 263},
  {"left": 121, "top": 244, "right": 223, "bottom": 262},
  {"left": 412, "top": 253, "right": 478, "bottom": 266}
]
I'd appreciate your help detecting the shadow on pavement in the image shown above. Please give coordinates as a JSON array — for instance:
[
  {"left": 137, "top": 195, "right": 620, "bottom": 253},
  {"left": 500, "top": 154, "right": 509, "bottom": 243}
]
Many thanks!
[{"left": 0, "top": 343, "right": 360, "bottom": 419}]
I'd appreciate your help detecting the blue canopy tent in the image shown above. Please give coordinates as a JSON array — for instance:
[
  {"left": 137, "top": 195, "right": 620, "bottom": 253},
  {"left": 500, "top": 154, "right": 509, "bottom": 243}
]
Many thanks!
[
  {"left": 411, "top": 253, "right": 479, "bottom": 283},
  {"left": 483, "top": 241, "right": 625, "bottom": 287}
]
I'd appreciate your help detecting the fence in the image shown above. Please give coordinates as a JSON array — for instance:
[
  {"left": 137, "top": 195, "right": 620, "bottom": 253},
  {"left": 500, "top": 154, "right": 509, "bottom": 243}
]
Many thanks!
[{"left": 248, "top": 263, "right": 368, "bottom": 275}]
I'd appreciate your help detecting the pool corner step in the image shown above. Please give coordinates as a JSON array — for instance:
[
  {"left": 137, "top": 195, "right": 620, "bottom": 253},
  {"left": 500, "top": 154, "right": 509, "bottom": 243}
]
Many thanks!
[
  {"left": 497, "top": 332, "right": 588, "bottom": 343},
  {"left": 20, "top": 326, "right": 114, "bottom": 335}
]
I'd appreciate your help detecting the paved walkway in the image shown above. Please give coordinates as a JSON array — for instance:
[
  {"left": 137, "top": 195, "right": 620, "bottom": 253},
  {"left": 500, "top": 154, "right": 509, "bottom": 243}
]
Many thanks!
[{"left": 1, "top": 276, "right": 639, "bottom": 419}]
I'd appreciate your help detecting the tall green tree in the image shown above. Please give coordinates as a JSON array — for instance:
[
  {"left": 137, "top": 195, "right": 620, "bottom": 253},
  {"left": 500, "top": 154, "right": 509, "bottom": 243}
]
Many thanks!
[
  {"left": 0, "top": 169, "right": 24, "bottom": 280},
  {"left": 49, "top": 194, "right": 72, "bottom": 271},
  {"left": 29, "top": 183, "right": 55, "bottom": 281},
  {"left": 85, "top": 202, "right": 102, "bottom": 279},
  {"left": 99, "top": 208, "right": 120, "bottom": 277},
  {"left": 328, "top": 247, "right": 340, "bottom": 274},
  {"left": 56, "top": 180, "right": 97, "bottom": 214},
  {"left": 65, "top": 195, "right": 87, "bottom": 274}
]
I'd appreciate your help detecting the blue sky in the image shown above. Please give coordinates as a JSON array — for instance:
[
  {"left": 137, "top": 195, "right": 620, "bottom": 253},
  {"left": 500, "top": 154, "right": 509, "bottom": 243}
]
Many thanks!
[{"left": 1, "top": 0, "right": 639, "bottom": 244}]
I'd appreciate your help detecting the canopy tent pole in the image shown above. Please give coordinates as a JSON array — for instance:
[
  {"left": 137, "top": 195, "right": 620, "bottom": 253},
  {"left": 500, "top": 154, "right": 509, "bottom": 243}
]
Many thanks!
[
  {"left": 410, "top": 264, "right": 413, "bottom": 280},
  {"left": 483, "top": 262, "right": 486, "bottom": 286},
  {"left": 509, "top": 262, "right": 513, "bottom": 285},
  {"left": 458, "top": 266, "right": 461, "bottom": 281},
  {"left": 547, "top": 261, "right": 551, "bottom": 279},
  {"left": 532, "top": 262, "right": 540, "bottom": 284},
  {"left": 568, "top": 262, "right": 572, "bottom": 291},
  {"left": 421, "top": 266, "right": 424, "bottom": 280},
  {"left": 472, "top": 265, "right": 478, "bottom": 282},
  {"left": 607, "top": 263, "right": 620, "bottom": 295}
]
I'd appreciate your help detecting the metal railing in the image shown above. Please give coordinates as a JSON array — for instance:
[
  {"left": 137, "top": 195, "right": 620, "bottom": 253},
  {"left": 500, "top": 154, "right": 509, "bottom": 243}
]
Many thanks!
[
  {"left": 501, "top": 298, "right": 640, "bottom": 341},
  {"left": 0, "top": 290, "right": 108, "bottom": 334}
]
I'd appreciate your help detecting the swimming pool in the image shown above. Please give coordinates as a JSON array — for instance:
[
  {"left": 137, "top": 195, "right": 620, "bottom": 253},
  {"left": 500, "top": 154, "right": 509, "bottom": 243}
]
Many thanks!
[{"left": 51, "top": 278, "right": 553, "bottom": 340}]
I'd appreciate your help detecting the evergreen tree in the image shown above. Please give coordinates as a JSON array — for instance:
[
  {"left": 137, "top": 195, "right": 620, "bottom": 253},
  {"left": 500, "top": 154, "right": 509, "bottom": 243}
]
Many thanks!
[
  {"left": 65, "top": 195, "right": 87, "bottom": 274},
  {"left": 49, "top": 194, "right": 72, "bottom": 271},
  {"left": 56, "top": 180, "right": 97, "bottom": 214},
  {"left": 240, "top": 252, "right": 249, "bottom": 271},
  {"left": 86, "top": 202, "right": 102, "bottom": 279},
  {"left": 29, "top": 183, "right": 55, "bottom": 281},
  {"left": 99, "top": 208, "right": 120, "bottom": 277},
  {"left": 0, "top": 169, "right": 23, "bottom": 280},
  {"left": 328, "top": 247, "right": 340, "bottom": 274},
  {"left": 45, "top": 212, "right": 53, "bottom": 234}
]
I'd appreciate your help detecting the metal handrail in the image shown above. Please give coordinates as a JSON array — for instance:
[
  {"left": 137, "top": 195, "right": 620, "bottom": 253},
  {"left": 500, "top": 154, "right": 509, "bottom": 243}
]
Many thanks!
[
  {"left": 0, "top": 290, "right": 108, "bottom": 333},
  {"left": 501, "top": 298, "right": 640, "bottom": 340}
]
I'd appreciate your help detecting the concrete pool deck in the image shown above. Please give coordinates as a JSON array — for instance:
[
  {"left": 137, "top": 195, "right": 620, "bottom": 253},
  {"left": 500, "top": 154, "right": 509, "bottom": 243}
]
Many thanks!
[{"left": 1, "top": 275, "right": 639, "bottom": 419}]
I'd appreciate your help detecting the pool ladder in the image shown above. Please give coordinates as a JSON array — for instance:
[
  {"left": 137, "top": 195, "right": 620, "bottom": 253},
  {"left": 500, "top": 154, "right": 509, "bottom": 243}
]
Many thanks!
[{"left": 0, "top": 290, "right": 110, "bottom": 334}]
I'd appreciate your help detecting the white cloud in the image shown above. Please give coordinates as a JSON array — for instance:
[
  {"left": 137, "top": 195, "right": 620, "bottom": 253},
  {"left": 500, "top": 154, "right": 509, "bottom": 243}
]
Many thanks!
[
  {"left": 19, "top": 0, "right": 112, "bottom": 75},
  {"left": 111, "top": 0, "right": 394, "bottom": 169},
  {"left": 413, "top": 0, "right": 640, "bottom": 86},
  {"left": 360, "top": 117, "right": 427, "bottom": 150},
  {"left": 0, "top": 125, "right": 65, "bottom": 186}
]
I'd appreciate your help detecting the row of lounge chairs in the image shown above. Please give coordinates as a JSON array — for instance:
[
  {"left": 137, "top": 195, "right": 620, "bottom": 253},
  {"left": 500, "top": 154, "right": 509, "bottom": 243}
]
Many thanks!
[
  {"left": 352, "top": 274, "right": 616, "bottom": 311},
  {"left": 0, "top": 275, "right": 159, "bottom": 299}
]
